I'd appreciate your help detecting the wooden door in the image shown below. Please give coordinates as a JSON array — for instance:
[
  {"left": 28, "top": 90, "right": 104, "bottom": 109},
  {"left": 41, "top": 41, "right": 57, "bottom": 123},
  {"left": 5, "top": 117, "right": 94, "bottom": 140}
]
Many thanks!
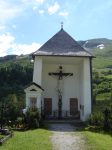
[
  {"left": 44, "top": 98, "right": 52, "bottom": 115},
  {"left": 70, "top": 98, "right": 78, "bottom": 115}
]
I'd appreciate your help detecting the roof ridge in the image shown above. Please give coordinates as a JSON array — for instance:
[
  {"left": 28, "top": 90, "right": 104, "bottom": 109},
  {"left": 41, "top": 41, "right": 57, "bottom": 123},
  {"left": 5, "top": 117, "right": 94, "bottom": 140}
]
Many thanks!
[
  {"left": 30, "top": 29, "right": 62, "bottom": 56},
  {"left": 31, "top": 29, "right": 95, "bottom": 58},
  {"left": 63, "top": 29, "right": 95, "bottom": 56}
]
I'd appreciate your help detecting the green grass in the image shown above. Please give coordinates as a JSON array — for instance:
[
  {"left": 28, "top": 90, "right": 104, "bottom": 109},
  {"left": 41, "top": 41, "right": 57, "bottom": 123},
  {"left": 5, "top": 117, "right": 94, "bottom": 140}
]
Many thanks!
[
  {"left": 72, "top": 124, "right": 112, "bottom": 150},
  {"left": 92, "top": 57, "right": 112, "bottom": 69},
  {"left": 0, "top": 135, "right": 6, "bottom": 140},
  {"left": 0, "top": 125, "right": 53, "bottom": 150},
  {"left": 82, "top": 129, "right": 112, "bottom": 150}
]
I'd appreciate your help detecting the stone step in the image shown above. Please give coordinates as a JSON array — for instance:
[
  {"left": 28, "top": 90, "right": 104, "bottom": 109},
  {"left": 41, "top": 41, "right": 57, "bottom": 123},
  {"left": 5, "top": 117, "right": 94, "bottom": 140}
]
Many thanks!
[{"left": 44, "top": 119, "right": 84, "bottom": 124}]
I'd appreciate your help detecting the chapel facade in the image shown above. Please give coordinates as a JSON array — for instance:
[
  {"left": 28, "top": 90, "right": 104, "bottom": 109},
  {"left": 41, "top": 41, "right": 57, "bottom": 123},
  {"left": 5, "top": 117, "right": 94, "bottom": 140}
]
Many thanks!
[{"left": 24, "top": 27, "right": 95, "bottom": 121}]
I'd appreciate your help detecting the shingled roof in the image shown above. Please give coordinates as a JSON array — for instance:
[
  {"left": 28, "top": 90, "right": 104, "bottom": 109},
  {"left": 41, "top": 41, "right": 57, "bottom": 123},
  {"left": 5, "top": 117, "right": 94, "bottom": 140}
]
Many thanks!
[{"left": 31, "top": 29, "right": 95, "bottom": 58}]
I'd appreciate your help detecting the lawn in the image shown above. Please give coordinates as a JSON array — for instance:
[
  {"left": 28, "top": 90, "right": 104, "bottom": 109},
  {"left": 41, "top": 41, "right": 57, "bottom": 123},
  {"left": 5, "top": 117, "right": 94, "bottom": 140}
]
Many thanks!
[
  {"left": 0, "top": 135, "right": 6, "bottom": 141},
  {"left": 73, "top": 124, "right": 112, "bottom": 150},
  {"left": 1, "top": 122, "right": 112, "bottom": 150},
  {"left": 82, "top": 129, "right": 112, "bottom": 150},
  {"left": 0, "top": 125, "right": 53, "bottom": 150}
]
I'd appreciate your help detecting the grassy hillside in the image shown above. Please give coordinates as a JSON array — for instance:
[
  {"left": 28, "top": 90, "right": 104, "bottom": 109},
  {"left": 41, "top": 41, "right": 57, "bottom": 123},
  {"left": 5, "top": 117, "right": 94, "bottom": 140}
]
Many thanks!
[
  {"left": 78, "top": 38, "right": 112, "bottom": 49},
  {"left": 78, "top": 38, "right": 112, "bottom": 70}
]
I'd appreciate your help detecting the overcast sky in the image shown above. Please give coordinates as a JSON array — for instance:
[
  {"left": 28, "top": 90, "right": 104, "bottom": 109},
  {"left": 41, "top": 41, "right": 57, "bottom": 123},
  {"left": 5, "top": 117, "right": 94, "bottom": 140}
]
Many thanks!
[{"left": 0, "top": 0, "right": 112, "bottom": 56}]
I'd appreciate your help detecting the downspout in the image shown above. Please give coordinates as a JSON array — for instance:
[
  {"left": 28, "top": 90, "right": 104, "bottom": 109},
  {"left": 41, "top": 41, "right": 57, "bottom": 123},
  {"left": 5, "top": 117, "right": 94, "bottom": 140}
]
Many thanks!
[{"left": 90, "top": 58, "right": 93, "bottom": 113}]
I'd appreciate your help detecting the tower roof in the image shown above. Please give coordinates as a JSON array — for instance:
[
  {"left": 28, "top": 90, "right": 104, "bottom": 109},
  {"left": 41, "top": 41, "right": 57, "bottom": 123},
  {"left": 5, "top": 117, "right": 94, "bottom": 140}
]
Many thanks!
[{"left": 31, "top": 29, "right": 95, "bottom": 58}]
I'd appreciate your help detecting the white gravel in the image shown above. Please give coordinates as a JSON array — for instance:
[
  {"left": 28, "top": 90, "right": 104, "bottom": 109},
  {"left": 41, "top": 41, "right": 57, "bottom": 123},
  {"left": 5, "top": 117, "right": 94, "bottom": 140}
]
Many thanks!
[{"left": 49, "top": 124, "right": 85, "bottom": 150}]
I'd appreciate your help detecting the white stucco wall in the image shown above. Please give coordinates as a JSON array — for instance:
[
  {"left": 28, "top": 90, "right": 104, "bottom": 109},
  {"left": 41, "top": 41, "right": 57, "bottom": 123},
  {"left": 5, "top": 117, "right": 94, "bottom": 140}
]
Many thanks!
[
  {"left": 83, "top": 58, "right": 91, "bottom": 121},
  {"left": 79, "top": 58, "right": 91, "bottom": 121},
  {"left": 41, "top": 64, "right": 80, "bottom": 113},
  {"left": 24, "top": 84, "right": 43, "bottom": 112},
  {"left": 25, "top": 93, "right": 41, "bottom": 110},
  {"left": 33, "top": 57, "right": 42, "bottom": 86},
  {"left": 79, "top": 60, "right": 84, "bottom": 121},
  {"left": 29, "top": 56, "right": 92, "bottom": 121}
]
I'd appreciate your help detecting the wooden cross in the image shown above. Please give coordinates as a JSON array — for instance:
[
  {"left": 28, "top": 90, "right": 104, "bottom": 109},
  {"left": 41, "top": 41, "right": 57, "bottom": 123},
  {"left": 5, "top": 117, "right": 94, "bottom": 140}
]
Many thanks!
[
  {"left": 49, "top": 66, "right": 73, "bottom": 118},
  {"left": 49, "top": 66, "right": 73, "bottom": 79}
]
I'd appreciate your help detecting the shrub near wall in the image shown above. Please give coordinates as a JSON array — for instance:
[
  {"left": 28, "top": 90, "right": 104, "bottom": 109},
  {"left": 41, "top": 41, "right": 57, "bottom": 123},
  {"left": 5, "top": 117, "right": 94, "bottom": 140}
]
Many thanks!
[
  {"left": 87, "top": 103, "right": 112, "bottom": 132},
  {"left": 25, "top": 106, "right": 43, "bottom": 128}
]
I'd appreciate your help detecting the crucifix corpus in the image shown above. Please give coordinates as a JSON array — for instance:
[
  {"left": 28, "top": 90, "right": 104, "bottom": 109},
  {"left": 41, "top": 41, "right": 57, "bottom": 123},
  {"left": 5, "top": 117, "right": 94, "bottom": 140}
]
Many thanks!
[{"left": 49, "top": 66, "right": 73, "bottom": 118}]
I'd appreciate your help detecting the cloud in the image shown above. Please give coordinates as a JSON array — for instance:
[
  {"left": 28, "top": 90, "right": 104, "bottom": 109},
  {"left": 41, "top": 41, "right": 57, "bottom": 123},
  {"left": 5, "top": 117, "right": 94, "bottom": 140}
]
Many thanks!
[
  {"left": 32, "top": 0, "right": 44, "bottom": 5},
  {"left": 0, "top": 1, "right": 23, "bottom": 24},
  {"left": 0, "top": 33, "right": 41, "bottom": 56},
  {"left": 33, "top": 6, "right": 38, "bottom": 9},
  {"left": 59, "top": 10, "right": 68, "bottom": 19},
  {"left": 0, "top": 33, "right": 15, "bottom": 56},
  {"left": 38, "top": 10, "right": 44, "bottom": 13},
  {"left": 0, "top": 26, "right": 5, "bottom": 30},
  {"left": 47, "top": 2, "right": 60, "bottom": 15},
  {"left": 32, "top": 0, "right": 44, "bottom": 10},
  {"left": 0, "top": 0, "right": 44, "bottom": 24},
  {"left": 13, "top": 25, "right": 16, "bottom": 28},
  {"left": 11, "top": 42, "right": 41, "bottom": 55}
]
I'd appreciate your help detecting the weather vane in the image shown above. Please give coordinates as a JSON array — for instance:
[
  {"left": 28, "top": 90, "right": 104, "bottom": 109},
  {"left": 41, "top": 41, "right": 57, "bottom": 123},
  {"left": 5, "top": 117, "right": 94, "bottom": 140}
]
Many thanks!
[{"left": 61, "top": 22, "right": 64, "bottom": 29}]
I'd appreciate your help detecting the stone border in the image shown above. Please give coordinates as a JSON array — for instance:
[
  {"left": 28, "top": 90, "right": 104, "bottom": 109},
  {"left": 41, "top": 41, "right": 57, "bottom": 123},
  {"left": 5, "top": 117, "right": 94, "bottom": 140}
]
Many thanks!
[
  {"left": 11, "top": 127, "right": 29, "bottom": 131},
  {"left": 0, "top": 133, "right": 14, "bottom": 145}
]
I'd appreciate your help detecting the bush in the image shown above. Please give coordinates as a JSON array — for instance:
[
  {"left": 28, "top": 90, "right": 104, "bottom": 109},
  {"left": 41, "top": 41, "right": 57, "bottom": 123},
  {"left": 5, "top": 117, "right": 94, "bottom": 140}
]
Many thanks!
[
  {"left": 6, "top": 130, "right": 14, "bottom": 135},
  {"left": 87, "top": 113, "right": 104, "bottom": 127},
  {"left": 32, "top": 118, "right": 39, "bottom": 128},
  {"left": 14, "top": 119, "right": 22, "bottom": 125},
  {"left": 39, "top": 118, "right": 44, "bottom": 127},
  {"left": 87, "top": 104, "right": 112, "bottom": 131},
  {"left": 25, "top": 106, "right": 43, "bottom": 128}
]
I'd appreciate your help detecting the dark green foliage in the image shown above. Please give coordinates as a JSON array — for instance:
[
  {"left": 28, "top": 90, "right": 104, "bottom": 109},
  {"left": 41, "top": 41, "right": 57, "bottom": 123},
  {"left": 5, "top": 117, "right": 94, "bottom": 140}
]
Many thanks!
[
  {"left": 93, "top": 92, "right": 97, "bottom": 104},
  {"left": 87, "top": 103, "right": 112, "bottom": 131},
  {"left": 12, "top": 119, "right": 22, "bottom": 125},
  {"left": 92, "top": 71, "right": 112, "bottom": 100},
  {"left": 110, "top": 91, "right": 112, "bottom": 101},
  {"left": 25, "top": 106, "right": 41, "bottom": 128},
  {"left": 39, "top": 118, "right": 44, "bottom": 127},
  {"left": 0, "top": 55, "right": 17, "bottom": 62},
  {"left": 8, "top": 94, "right": 22, "bottom": 121},
  {"left": 5, "top": 130, "right": 14, "bottom": 135},
  {"left": 87, "top": 113, "right": 104, "bottom": 127},
  {"left": 0, "top": 62, "right": 33, "bottom": 98},
  {"left": 102, "top": 107, "right": 111, "bottom": 131},
  {"left": 33, "top": 118, "right": 39, "bottom": 128}
]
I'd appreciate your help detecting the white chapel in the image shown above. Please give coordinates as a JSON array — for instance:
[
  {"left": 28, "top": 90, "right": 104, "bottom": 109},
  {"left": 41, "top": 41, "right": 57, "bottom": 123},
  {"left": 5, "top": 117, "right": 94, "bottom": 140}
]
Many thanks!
[{"left": 24, "top": 26, "right": 95, "bottom": 121}]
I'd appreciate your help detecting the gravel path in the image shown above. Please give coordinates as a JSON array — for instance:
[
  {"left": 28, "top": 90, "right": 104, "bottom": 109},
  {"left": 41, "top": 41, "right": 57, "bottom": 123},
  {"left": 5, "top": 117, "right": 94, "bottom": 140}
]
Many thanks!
[{"left": 49, "top": 124, "right": 85, "bottom": 150}]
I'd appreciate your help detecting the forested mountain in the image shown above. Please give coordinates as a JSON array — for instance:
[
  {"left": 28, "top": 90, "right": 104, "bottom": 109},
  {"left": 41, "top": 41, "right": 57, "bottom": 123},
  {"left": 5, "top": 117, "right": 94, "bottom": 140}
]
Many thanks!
[
  {"left": 0, "top": 57, "right": 33, "bottom": 102},
  {"left": 0, "top": 55, "right": 18, "bottom": 62},
  {"left": 78, "top": 38, "right": 112, "bottom": 50}
]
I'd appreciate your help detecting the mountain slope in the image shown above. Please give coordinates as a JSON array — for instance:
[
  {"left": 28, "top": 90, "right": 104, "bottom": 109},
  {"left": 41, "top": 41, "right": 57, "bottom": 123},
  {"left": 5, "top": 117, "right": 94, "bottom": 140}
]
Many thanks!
[
  {"left": 78, "top": 38, "right": 112, "bottom": 50},
  {"left": 77, "top": 38, "right": 112, "bottom": 70}
]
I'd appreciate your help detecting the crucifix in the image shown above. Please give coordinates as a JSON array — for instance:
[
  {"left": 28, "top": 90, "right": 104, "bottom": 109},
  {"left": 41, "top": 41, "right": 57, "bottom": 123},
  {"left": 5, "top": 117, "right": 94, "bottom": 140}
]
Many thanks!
[{"left": 49, "top": 66, "right": 73, "bottom": 118}]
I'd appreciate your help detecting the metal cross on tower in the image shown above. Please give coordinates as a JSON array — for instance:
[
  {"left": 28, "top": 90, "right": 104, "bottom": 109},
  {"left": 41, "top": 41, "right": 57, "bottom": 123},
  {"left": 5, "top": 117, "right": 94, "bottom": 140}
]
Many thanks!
[{"left": 61, "top": 22, "right": 64, "bottom": 29}]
